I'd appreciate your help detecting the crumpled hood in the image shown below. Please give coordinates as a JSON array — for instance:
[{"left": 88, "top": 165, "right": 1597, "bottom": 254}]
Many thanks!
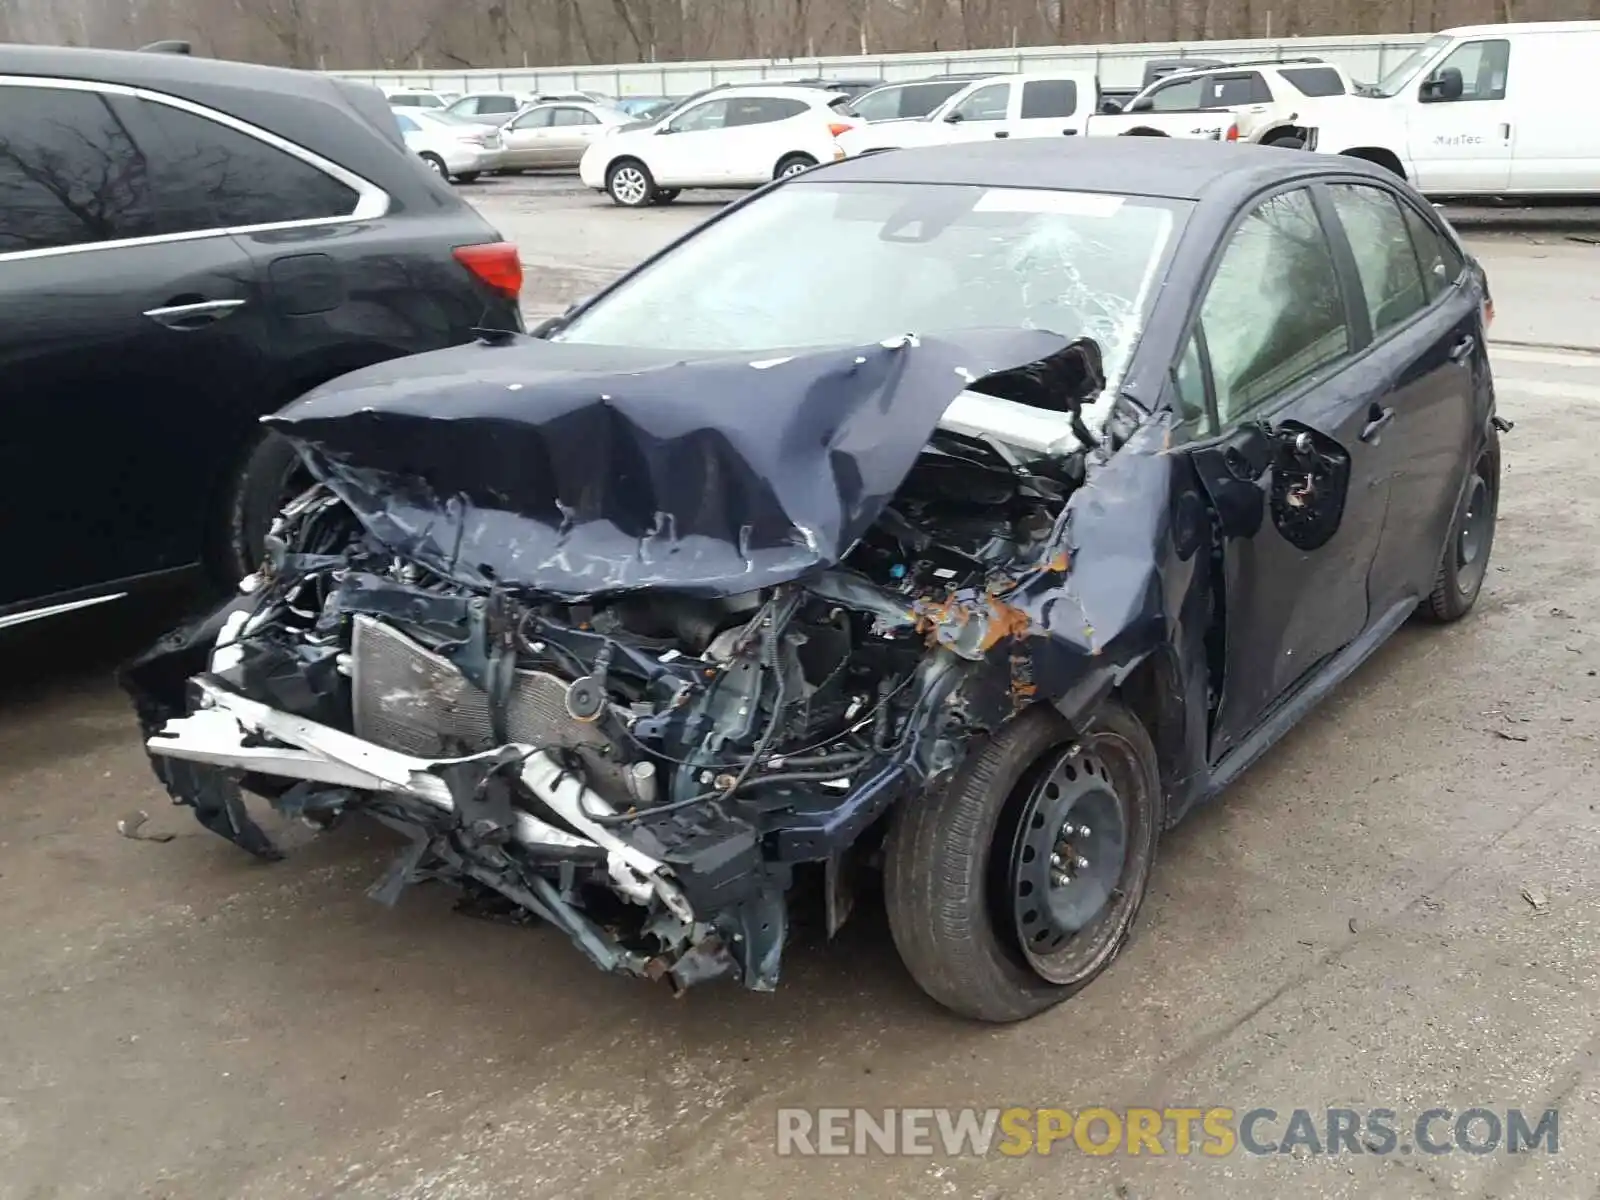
[{"left": 266, "top": 329, "right": 1072, "bottom": 599}]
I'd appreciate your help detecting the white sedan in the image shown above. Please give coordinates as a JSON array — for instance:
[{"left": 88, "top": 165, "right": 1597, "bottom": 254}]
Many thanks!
[
  {"left": 578, "top": 85, "right": 858, "bottom": 206},
  {"left": 392, "top": 108, "right": 503, "bottom": 183}
]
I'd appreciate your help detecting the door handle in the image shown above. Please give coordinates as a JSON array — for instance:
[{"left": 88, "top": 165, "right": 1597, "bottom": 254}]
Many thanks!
[
  {"left": 993, "top": 130, "right": 1010, "bottom": 138},
  {"left": 1449, "top": 334, "right": 1476, "bottom": 363},
  {"left": 144, "top": 298, "right": 246, "bottom": 329},
  {"left": 1360, "top": 404, "right": 1396, "bottom": 443},
  {"left": 1499, "top": 122, "right": 1512, "bottom": 140},
  {"left": 1062, "top": 128, "right": 1078, "bottom": 135}
]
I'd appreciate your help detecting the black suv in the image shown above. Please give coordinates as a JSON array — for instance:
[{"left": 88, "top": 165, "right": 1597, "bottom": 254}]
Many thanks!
[{"left": 0, "top": 44, "right": 523, "bottom": 631}]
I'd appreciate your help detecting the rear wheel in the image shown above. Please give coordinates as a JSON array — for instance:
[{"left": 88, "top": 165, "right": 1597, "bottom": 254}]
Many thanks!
[
  {"left": 884, "top": 700, "right": 1162, "bottom": 1022},
  {"left": 454, "top": 171, "right": 481, "bottom": 183},
  {"left": 775, "top": 153, "right": 817, "bottom": 179},
  {"left": 1421, "top": 429, "right": 1500, "bottom": 622},
  {"left": 1266, "top": 133, "right": 1306, "bottom": 149},
  {"left": 606, "top": 159, "right": 655, "bottom": 207}
]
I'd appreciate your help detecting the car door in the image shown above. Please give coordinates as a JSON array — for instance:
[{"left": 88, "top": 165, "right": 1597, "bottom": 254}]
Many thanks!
[
  {"left": 545, "top": 105, "right": 605, "bottom": 168},
  {"left": 1008, "top": 77, "right": 1084, "bottom": 139},
  {"left": 650, "top": 98, "right": 735, "bottom": 185},
  {"left": 1405, "top": 36, "right": 1514, "bottom": 192},
  {"left": 1181, "top": 184, "right": 1391, "bottom": 760},
  {"left": 0, "top": 80, "right": 270, "bottom": 612},
  {"left": 1323, "top": 182, "right": 1484, "bottom": 614},
  {"left": 500, "top": 105, "right": 556, "bottom": 167},
  {"left": 941, "top": 81, "right": 1013, "bottom": 142}
]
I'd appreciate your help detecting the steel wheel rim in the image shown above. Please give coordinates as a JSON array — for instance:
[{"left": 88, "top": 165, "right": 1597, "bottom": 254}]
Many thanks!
[
  {"left": 612, "top": 167, "right": 647, "bottom": 203},
  {"left": 427, "top": 157, "right": 446, "bottom": 176},
  {"left": 1457, "top": 471, "right": 1492, "bottom": 594},
  {"left": 781, "top": 160, "right": 810, "bottom": 177},
  {"left": 1004, "top": 741, "right": 1136, "bottom": 984}
]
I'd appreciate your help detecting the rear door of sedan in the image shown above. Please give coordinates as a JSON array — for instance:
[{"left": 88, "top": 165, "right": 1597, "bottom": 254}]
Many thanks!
[
  {"left": 1178, "top": 183, "right": 1395, "bottom": 759},
  {"left": 1321, "top": 180, "right": 1484, "bottom": 615},
  {"left": 543, "top": 105, "right": 608, "bottom": 168}
]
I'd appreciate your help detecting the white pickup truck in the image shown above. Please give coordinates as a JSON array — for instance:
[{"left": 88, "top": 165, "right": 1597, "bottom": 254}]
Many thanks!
[{"left": 834, "top": 65, "right": 1335, "bottom": 157}]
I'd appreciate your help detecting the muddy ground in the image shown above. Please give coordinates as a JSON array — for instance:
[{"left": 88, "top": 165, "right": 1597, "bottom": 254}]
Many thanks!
[{"left": 2, "top": 176, "right": 1597, "bottom": 1200}]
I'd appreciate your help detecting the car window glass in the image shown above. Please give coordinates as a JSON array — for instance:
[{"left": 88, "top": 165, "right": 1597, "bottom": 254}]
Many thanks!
[
  {"left": 1150, "top": 76, "right": 1206, "bottom": 111},
  {"left": 1020, "top": 79, "right": 1078, "bottom": 119},
  {"left": 851, "top": 87, "right": 904, "bottom": 120},
  {"left": 670, "top": 99, "right": 730, "bottom": 132},
  {"left": 395, "top": 113, "right": 419, "bottom": 133},
  {"left": 512, "top": 108, "right": 554, "bottom": 129},
  {"left": 1432, "top": 39, "right": 1510, "bottom": 101},
  {"left": 551, "top": 107, "right": 599, "bottom": 127},
  {"left": 1399, "top": 202, "right": 1464, "bottom": 300},
  {"left": 139, "top": 101, "right": 359, "bottom": 231},
  {"left": 728, "top": 97, "right": 807, "bottom": 126},
  {"left": 1280, "top": 67, "right": 1346, "bottom": 97},
  {"left": 0, "top": 86, "right": 158, "bottom": 253},
  {"left": 904, "top": 82, "right": 967, "bottom": 117},
  {"left": 1210, "top": 73, "right": 1270, "bottom": 106},
  {"left": 951, "top": 83, "right": 1009, "bottom": 121},
  {"left": 1173, "top": 332, "right": 1208, "bottom": 428},
  {"left": 481, "top": 96, "right": 519, "bottom": 114},
  {"left": 1327, "top": 183, "right": 1429, "bottom": 336},
  {"left": 1201, "top": 187, "right": 1350, "bottom": 425}
]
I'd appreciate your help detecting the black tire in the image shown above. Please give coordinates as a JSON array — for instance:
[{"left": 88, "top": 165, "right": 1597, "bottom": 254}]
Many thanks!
[
  {"left": 217, "top": 431, "right": 311, "bottom": 586},
  {"left": 1266, "top": 133, "right": 1306, "bottom": 149},
  {"left": 454, "top": 171, "right": 481, "bottom": 184},
  {"left": 650, "top": 188, "right": 681, "bottom": 204},
  {"left": 499, "top": 167, "right": 526, "bottom": 175},
  {"left": 1420, "top": 428, "right": 1501, "bottom": 622},
  {"left": 884, "top": 700, "right": 1162, "bottom": 1023},
  {"left": 606, "top": 158, "right": 655, "bottom": 207},
  {"left": 774, "top": 153, "right": 817, "bottom": 180},
  {"left": 419, "top": 152, "right": 449, "bottom": 179}
]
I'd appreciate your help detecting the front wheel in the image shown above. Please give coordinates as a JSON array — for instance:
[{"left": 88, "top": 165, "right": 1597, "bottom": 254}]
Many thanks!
[
  {"left": 650, "top": 188, "right": 681, "bottom": 204},
  {"left": 1420, "top": 428, "right": 1501, "bottom": 622},
  {"left": 419, "top": 152, "right": 448, "bottom": 178},
  {"left": 606, "top": 159, "right": 655, "bottom": 207},
  {"left": 216, "top": 431, "right": 311, "bottom": 586},
  {"left": 454, "top": 171, "right": 481, "bottom": 183},
  {"left": 884, "top": 700, "right": 1162, "bottom": 1023}
]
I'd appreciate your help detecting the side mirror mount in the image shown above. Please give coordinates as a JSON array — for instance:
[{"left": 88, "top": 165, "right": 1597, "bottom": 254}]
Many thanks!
[
  {"left": 944, "top": 110, "right": 964, "bottom": 124},
  {"left": 1420, "top": 66, "right": 1464, "bottom": 102},
  {"left": 1129, "top": 96, "right": 1155, "bottom": 113}
]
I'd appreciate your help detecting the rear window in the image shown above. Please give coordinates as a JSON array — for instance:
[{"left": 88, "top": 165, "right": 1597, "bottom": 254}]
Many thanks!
[
  {"left": 557, "top": 181, "right": 1189, "bottom": 392},
  {"left": 1280, "top": 67, "right": 1346, "bottom": 97}
]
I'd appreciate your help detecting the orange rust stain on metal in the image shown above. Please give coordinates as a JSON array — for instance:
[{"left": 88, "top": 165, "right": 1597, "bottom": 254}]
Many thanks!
[
  {"left": 977, "top": 593, "right": 1032, "bottom": 651},
  {"left": 1048, "top": 549, "right": 1070, "bottom": 574}
]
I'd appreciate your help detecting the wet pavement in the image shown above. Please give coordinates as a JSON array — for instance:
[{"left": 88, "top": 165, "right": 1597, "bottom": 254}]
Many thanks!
[{"left": 2, "top": 173, "right": 1598, "bottom": 1200}]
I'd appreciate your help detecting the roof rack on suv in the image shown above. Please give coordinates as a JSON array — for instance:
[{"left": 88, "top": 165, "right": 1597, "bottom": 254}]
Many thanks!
[
  {"left": 1216, "top": 55, "right": 1328, "bottom": 68},
  {"left": 138, "top": 39, "right": 192, "bottom": 54}
]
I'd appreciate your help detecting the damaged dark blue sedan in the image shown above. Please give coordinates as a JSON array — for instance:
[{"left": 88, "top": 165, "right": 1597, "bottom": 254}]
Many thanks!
[{"left": 125, "top": 140, "right": 1505, "bottom": 1022}]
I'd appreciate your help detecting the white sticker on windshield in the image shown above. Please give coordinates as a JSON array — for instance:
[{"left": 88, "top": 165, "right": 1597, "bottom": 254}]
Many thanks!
[{"left": 973, "top": 189, "right": 1125, "bottom": 217}]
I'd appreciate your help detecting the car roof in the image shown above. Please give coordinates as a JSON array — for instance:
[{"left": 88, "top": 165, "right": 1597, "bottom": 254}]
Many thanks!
[{"left": 808, "top": 137, "right": 1396, "bottom": 202}]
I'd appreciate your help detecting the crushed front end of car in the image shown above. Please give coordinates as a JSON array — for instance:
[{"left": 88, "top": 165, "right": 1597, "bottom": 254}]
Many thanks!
[{"left": 124, "top": 328, "right": 1163, "bottom": 996}]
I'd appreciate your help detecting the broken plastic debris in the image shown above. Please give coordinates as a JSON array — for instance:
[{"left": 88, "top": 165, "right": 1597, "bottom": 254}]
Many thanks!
[
  {"left": 117, "top": 811, "right": 175, "bottom": 843},
  {"left": 1520, "top": 886, "right": 1550, "bottom": 914}
]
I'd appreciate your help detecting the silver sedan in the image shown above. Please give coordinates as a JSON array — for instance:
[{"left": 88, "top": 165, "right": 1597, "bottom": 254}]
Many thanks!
[{"left": 496, "top": 101, "right": 631, "bottom": 171}]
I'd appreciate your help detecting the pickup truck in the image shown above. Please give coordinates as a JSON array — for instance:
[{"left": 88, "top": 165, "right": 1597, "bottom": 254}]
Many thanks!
[{"left": 836, "top": 69, "right": 1248, "bottom": 157}]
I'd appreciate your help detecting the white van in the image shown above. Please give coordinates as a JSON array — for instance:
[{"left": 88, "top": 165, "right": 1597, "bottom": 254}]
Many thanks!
[{"left": 1303, "top": 20, "right": 1600, "bottom": 196}]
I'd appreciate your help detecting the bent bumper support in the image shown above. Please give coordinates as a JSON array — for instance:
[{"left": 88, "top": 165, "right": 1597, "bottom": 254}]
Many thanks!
[{"left": 146, "top": 678, "right": 699, "bottom": 957}]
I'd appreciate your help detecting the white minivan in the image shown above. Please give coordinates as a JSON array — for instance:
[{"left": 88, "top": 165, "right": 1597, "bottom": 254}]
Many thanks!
[{"left": 1304, "top": 20, "right": 1600, "bottom": 196}]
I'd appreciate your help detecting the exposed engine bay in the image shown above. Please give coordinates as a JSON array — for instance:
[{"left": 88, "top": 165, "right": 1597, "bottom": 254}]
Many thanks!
[{"left": 125, "top": 329, "right": 1117, "bottom": 995}]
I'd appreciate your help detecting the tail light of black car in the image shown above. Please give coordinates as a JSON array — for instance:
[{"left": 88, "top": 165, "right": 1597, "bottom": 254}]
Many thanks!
[{"left": 453, "top": 242, "right": 524, "bottom": 301}]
